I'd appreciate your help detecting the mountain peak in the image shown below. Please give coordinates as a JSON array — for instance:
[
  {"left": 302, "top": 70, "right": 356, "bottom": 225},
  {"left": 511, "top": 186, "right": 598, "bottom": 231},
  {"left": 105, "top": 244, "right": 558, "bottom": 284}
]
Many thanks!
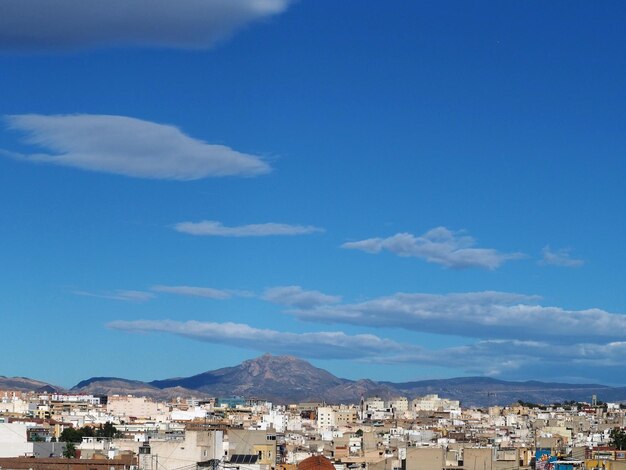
[
  {"left": 242, "top": 354, "right": 307, "bottom": 369},
  {"left": 247, "top": 353, "right": 299, "bottom": 363},
  {"left": 150, "top": 354, "right": 351, "bottom": 402}
]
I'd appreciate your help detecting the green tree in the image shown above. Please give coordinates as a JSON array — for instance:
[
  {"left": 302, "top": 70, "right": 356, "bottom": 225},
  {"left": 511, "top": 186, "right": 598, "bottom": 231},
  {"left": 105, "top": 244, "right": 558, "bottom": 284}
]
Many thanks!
[
  {"left": 63, "top": 442, "right": 77, "bottom": 458},
  {"left": 609, "top": 428, "right": 626, "bottom": 450},
  {"left": 60, "top": 427, "right": 83, "bottom": 443},
  {"left": 96, "top": 422, "right": 119, "bottom": 438}
]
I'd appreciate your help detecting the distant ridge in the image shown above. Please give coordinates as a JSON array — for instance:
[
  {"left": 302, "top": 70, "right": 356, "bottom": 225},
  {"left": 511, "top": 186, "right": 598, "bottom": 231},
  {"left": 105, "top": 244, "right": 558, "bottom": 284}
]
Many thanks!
[
  {"left": 73, "top": 376, "right": 152, "bottom": 390},
  {"left": 0, "top": 376, "right": 63, "bottom": 393},
  {"left": 6, "top": 355, "right": 626, "bottom": 405},
  {"left": 384, "top": 376, "right": 624, "bottom": 406},
  {"left": 145, "top": 354, "right": 626, "bottom": 405},
  {"left": 70, "top": 377, "right": 205, "bottom": 401}
]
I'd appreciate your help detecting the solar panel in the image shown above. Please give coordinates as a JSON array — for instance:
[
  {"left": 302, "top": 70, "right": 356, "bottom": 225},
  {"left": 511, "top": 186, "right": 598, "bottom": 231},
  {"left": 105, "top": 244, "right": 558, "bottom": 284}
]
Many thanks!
[{"left": 229, "top": 454, "right": 259, "bottom": 464}]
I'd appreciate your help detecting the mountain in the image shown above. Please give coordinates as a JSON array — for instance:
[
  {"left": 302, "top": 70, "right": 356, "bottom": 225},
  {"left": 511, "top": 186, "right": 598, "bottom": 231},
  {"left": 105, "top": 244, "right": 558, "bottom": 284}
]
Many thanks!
[
  {"left": 0, "top": 376, "right": 63, "bottom": 393},
  {"left": 8, "top": 354, "right": 625, "bottom": 406},
  {"left": 384, "top": 376, "right": 626, "bottom": 407},
  {"left": 322, "top": 379, "right": 398, "bottom": 404},
  {"left": 149, "top": 355, "right": 626, "bottom": 405},
  {"left": 71, "top": 377, "right": 206, "bottom": 400},
  {"left": 150, "top": 354, "right": 374, "bottom": 403},
  {"left": 70, "top": 355, "right": 395, "bottom": 403}
]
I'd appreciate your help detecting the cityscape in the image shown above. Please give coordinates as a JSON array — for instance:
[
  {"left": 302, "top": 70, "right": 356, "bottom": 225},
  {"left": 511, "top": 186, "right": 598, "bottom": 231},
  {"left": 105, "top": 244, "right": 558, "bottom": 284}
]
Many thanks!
[
  {"left": 1, "top": 355, "right": 625, "bottom": 470},
  {"left": 1, "top": 1, "right": 626, "bottom": 470}
]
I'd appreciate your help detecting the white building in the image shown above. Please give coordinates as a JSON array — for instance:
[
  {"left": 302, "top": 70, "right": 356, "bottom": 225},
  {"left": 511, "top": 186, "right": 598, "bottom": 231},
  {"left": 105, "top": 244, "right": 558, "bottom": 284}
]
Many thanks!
[
  {"left": 317, "top": 406, "right": 335, "bottom": 430},
  {"left": 411, "top": 394, "right": 460, "bottom": 412},
  {"left": 0, "top": 423, "right": 31, "bottom": 457}
]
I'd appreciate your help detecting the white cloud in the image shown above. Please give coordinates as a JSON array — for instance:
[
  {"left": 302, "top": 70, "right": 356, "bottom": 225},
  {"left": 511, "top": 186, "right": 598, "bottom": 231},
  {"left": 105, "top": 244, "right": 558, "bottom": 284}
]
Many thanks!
[
  {"left": 541, "top": 246, "right": 585, "bottom": 267},
  {"left": 107, "top": 317, "right": 626, "bottom": 382},
  {"left": 0, "top": 0, "right": 291, "bottom": 50},
  {"left": 373, "top": 339, "right": 547, "bottom": 376},
  {"left": 288, "top": 291, "right": 626, "bottom": 341},
  {"left": 174, "top": 220, "right": 323, "bottom": 237},
  {"left": 108, "top": 319, "right": 403, "bottom": 360},
  {"left": 342, "top": 227, "right": 523, "bottom": 269},
  {"left": 74, "top": 289, "right": 154, "bottom": 302},
  {"left": 3, "top": 114, "right": 270, "bottom": 180},
  {"left": 263, "top": 286, "right": 341, "bottom": 308},
  {"left": 380, "top": 339, "right": 626, "bottom": 381},
  {"left": 151, "top": 285, "right": 234, "bottom": 299}
]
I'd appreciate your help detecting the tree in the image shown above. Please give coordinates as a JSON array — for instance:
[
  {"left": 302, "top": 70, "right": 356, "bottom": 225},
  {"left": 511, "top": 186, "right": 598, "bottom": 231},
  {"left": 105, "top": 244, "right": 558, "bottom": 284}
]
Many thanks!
[
  {"left": 96, "top": 422, "right": 116, "bottom": 438},
  {"left": 60, "top": 427, "right": 83, "bottom": 443},
  {"left": 609, "top": 428, "right": 626, "bottom": 450},
  {"left": 63, "top": 442, "right": 77, "bottom": 458}
]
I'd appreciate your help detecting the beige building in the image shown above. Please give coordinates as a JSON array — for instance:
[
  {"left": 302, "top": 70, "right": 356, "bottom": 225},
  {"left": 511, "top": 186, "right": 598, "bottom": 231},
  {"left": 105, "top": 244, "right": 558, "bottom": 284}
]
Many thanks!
[
  {"left": 405, "top": 447, "right": 445, "bottom": 470},
  {"left": 116, "top": 429, "right": 223, "bottom": 470},
  {"left": 107, "top": 396, "right": 159, "bottom": 420},
  {"left": 227, "top": 429, "right": 277, "bottom": 467},
  {"left": 411, "top": 395, "right": 460, "bottom": 413}
]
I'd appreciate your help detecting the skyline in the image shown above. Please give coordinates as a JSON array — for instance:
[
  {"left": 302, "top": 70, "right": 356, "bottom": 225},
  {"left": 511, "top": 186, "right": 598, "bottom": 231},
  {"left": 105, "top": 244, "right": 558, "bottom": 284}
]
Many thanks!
[{"left": 1, "top": 0, "right": 626, "bottom": 388}]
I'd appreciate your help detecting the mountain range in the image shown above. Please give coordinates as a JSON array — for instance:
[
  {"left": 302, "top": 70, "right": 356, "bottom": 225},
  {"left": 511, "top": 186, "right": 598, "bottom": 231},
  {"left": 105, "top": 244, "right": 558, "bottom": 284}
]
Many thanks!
[{"left": 3, "top": 354, "right": 625, "bottom": 406}]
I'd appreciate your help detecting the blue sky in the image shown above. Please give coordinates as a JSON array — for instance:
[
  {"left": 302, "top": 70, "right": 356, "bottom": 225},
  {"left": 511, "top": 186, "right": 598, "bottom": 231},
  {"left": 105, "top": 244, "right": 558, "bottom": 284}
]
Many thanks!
[{"left": 1, "top": 0, "right": 626, "bottom": 388}]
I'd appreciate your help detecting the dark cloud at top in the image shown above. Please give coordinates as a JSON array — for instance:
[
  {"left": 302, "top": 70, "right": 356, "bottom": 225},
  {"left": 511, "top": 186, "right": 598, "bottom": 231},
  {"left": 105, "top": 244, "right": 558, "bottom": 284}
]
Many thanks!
[{"left": 0, "top": 0, "right": 291, "bottom": 50}]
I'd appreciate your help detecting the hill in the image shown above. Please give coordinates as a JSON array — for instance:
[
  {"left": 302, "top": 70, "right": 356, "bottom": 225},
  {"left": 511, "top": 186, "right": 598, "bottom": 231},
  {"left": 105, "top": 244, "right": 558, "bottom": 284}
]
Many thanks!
[
  {"left": 0, "top": 376, "right": 63, "bottom": 393},
  {"left": 385, "top": 376, "right": 625, "bottom": 407},
  {"left": 6, "top": 354, "right": 624, "bottom": 406},
  {"left": 148, "top": 355, "right": 626, "bottom": 405},
  {"left": 71, "top": 377, "right": 205, "bottom": 400},
  {"left": 150, "top": 354, "right": 389, "bottom": 403}
]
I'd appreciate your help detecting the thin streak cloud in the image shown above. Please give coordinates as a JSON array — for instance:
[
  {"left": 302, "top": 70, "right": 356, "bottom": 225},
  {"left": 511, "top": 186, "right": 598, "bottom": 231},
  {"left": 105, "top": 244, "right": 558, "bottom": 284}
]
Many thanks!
[
  {"left": 151, "top": 285, "right": 234, "bottom": 299},
  {"left": 174, "top": 220, "right": 323, "bottom": 237},
  {"left": 108, "top": 320, "right": 403, "bottom": 360},
  {"left": 3, "top": 114, "right": 270, "bottom": 180},
  {"left": 74, "top": 289, "right": 154, "bottom": 302},
  {"left": 262, "top": 286, "right": 341, "bottom": 308}
]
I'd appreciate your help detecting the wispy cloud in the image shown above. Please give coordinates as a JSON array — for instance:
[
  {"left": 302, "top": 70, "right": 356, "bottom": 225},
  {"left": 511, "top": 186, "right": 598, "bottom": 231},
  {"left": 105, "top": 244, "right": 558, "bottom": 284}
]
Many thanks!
[
  {"left": 342, "top": 227, "right": 523, "bottom": 269},
  {"left": 3, "top": 114, "right": 270, "bottom": 180},
  {"left": 287, "top": 291, "right": 626, "bottom": 341},
  {"left": 540, "top": 246, "right": 585, "bottom": 267},
  {"left": 174, "top": 220, "right": 323, "bottom": 237},
  {"left": 108, "top": 320, "right": 403, "bottom": 360},
  {"left": 263, "top": 286, "right": 341, "bottom": 309},
  {"left": 379, "top": 339, "right": 626, "bottom": 381},
  {"left": 378, "top": 339, "right": 549, "bottom": 377},
  {"left": 74, "top": 289, "right": 154, "bottom": 302},
  {"left": 0, "top": 0, "right": 291, "bottom": 50},
  {"left": 107, "top": 318, "right": 626, "bottom": 382},
  {"left": 151, "top": 285, "right": 235, "bottom": 299}
]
